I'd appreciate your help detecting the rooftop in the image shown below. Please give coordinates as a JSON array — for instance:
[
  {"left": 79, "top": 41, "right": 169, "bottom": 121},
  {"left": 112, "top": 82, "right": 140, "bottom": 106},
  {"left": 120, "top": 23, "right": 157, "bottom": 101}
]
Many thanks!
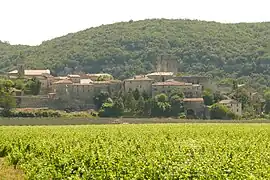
[
  {"left": 54, "top": 76, "right": 68, "bottom": 80},
  {"left": 72, "top": 83, "right": 94, "bottom": 86},
  {"left": 146, "top": 72, "right": 174, "bottom": 76},
  {"left": 8, "top": 69, "right": 51, "bottom": 76},
  {"left": 219, "top": 99, "right": 239, "bottom": 104},
  {"left": 92, "top": 81, "right": 112, "bottom": 84},
  {"left": 53, "top": 79, "right": 73, "bottom": 85},
  {"left": 68, "top": 74, "right": 81, "bottom": 78},
  {"left": 124, "top": 76, "right": 153, "bottom": 81},
  {"left": 80, "top": 79, "right": 93, "bottom": 84},
  {"left": 152, "top": 80, "right": 192, "bottom": 86},
  {"left": 183, "top": 98, "right": 204, "bottom": 102},
  {"left": 86, "top": 73, "right": 112, "bottom": 77}
]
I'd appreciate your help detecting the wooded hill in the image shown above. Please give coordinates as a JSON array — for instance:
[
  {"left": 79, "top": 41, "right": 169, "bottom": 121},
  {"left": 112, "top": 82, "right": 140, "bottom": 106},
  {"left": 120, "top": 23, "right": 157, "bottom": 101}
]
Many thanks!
[{"left": 1, "top": 19, "right": 270, "bottom": 90}]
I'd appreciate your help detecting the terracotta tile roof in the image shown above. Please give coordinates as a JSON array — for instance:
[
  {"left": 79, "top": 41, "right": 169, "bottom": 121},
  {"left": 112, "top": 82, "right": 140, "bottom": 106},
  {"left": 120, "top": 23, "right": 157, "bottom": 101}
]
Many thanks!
[
  {"left": 152, "top": 80, "right": 192, "bottom": 86},
  {"left": 53, "top": 79, "right": 73, "bottom": 84},
  {"left": 183, "top": 98, "right": 204, "bottom": 102},
  {"left": 8, "top": 69, "right": 51, "bottom": 76}
]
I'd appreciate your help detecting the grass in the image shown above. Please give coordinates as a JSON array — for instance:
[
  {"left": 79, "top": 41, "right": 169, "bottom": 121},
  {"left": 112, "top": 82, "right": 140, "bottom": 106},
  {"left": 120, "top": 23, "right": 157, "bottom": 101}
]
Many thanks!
[{"left": 0, "top": 158, "right": 24, "bottom": 180}]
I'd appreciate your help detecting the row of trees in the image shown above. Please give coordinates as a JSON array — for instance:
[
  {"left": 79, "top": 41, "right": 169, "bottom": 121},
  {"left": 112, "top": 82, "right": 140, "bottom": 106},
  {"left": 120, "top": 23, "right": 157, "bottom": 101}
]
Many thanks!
[
  {"left": 94, "top": 89, "right": 186, "bottom": 118},
  {"left": 13, "top": 77, "right": 41, "bottom": 95},
  {"left": 93, "top": 88, "right": 241, "bottom": 119}
]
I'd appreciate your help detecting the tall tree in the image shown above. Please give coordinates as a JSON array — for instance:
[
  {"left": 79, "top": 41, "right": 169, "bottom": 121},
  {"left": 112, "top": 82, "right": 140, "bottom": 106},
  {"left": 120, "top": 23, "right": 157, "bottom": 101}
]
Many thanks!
[
  {"left": 203, "top": 89, "right": 214, "bottom": 106},
  {"left": 124, "top": 92, "right": 136, "bottom": 112},
  {"left": 93, "top": 91, "right": 110, "bottom": 109},
  {"left": 25, "top": 77, "right": 41, "bottom": 95}
]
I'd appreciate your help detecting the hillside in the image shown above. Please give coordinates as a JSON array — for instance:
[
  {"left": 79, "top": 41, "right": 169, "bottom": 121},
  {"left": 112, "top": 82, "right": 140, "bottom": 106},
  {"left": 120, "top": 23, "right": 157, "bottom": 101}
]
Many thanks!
[{"left": 1, "top": 19, "right": 270, "bottom": 89}]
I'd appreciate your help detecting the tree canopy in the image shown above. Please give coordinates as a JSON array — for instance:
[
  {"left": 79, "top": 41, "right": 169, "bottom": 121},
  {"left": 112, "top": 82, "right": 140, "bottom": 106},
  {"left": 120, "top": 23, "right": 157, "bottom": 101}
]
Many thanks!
[{"left": 1, "top": 19, "right": 270, "bottom": 89}]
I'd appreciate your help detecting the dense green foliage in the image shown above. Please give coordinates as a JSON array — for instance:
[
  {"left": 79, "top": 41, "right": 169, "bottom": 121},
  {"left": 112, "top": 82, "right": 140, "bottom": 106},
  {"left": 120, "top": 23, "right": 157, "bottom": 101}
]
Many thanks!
[
  {"left": 96, "top": 90, "right": 186, "bottom": 118},
  {"left": 0, "top": 124, "right": 269, "bottom": 179},
  {"left": 0, "top": 79, "right": 16, "bottom": 114},
  {"left": 1, "top": 19, "right": 270, "bottom": 89}
]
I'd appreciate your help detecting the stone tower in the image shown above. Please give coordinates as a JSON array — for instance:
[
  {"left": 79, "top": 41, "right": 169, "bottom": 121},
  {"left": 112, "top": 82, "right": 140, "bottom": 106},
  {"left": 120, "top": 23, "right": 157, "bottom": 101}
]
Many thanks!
[
  {"left": 17, "top": 52, "right": 25, "bottom": 78},
  {"left": 155, "top": 55, "right": 178, "bottom": 73}
]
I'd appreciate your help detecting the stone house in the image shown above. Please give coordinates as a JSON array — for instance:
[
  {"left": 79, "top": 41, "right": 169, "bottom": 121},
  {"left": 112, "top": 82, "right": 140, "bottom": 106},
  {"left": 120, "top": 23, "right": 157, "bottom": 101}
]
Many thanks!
[
  {"left": 219, "top": 99, "right": 242, "bottom": 116},
  {"left": 70, "top": 83, "right": 94, "bottom": 103},
  {"left": 8, "top": 69, "right": 53, "bottom": 94},
  {"left": 183, "top": 98, "right": 207, "bottom": 118},
  {"left": 93, "top": 80, "right": 122, "bottom": 95},
  {"left": 174, "top": 75, "right": 217, "bottom": 91},
  {"left": 123, "top": 76, "right": 154, "bottom": 95},
  {"left": 52, "top": 79, "right": 73, "bottom": 100},
  {"left": 151, "top": 79, "right": 202, "bottom": 98}
]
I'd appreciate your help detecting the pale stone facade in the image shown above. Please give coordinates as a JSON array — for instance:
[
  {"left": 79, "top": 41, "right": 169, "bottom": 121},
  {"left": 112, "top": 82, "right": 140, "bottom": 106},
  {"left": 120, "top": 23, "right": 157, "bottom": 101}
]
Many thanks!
[
  {"left": 152, "top": 79, "right": 202, "bottom": 98},
  {"left": 219, "top": 99, "right": 242, "bottom": 116},
  {"left": 123, "top": 76, "right": 154, "bottom": 95},
  {"left": 183, "top": 98, "right": 207, "bottom": 118},
  {"left": 174, "top": 76, "right": 217, "bottom": 91}
]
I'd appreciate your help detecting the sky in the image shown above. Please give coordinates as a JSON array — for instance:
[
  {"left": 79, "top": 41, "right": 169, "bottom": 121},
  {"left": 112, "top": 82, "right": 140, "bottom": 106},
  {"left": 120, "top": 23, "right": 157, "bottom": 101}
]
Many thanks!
[{"left": 0, "top": 0, "right": 269, "bottom": 46}]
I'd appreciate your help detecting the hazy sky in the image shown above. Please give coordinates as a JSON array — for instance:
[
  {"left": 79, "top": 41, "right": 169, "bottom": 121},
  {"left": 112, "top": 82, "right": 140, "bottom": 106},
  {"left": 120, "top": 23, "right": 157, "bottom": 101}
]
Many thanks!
[{"left": 1, "top": 0, "right": 269, "bottom": 45}]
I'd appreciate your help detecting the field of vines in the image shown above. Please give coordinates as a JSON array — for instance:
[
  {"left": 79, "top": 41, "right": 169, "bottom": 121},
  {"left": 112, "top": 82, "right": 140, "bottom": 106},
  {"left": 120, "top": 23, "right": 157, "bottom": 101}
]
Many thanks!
[{"left": 0, "top": 124, "right": 270, "bottom": 179}]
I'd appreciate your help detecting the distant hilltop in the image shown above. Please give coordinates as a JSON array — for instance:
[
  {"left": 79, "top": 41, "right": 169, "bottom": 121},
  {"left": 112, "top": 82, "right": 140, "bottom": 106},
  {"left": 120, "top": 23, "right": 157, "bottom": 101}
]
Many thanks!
[{"left": 0, "top": 19, "right": 270, "bottom": 90}]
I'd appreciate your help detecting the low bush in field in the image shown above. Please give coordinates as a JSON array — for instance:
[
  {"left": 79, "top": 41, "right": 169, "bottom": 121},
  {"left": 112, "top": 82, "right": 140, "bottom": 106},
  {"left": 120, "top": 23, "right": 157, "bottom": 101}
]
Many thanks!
[
  {"left": 7, "top": 109, "right": 62, "bottom": 118},
  {"left": 2, "top": 109, "right": 97, "bottom": 118}
]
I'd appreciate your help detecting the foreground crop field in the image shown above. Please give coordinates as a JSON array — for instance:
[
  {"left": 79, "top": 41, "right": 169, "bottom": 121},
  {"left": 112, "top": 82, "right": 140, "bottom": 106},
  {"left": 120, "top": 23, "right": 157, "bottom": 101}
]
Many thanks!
[{"left": 0, "top": 124, "right": 269, "bottom": 179}]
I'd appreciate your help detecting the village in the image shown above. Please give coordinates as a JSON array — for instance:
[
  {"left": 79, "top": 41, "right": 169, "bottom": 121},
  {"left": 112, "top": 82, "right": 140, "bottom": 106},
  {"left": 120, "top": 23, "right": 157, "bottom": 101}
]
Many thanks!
[{"left": 6, "top": 56, "right": 259, "bottom": 119}]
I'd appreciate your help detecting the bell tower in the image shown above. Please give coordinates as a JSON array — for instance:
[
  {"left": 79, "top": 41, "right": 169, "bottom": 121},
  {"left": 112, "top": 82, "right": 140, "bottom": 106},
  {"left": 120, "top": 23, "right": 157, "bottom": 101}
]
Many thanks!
[{"left": 17, "top": 52, "right": 25, "bottom": 78}]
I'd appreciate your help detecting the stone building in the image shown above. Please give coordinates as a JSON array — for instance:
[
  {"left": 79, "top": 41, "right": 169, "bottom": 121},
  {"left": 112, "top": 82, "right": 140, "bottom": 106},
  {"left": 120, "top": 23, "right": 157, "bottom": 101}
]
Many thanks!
[
  {"left": 8, "top": 69, "right": 54, "bottom": 94},
  {"left": 174, "top": 76, "right": 217, "bottom": 91},
  {"left": 219, "top": 99, "right": 242, "bottom": 116},
  {"left": 93, "top": 80, "right": 122, "bottom": 95},
  {"left": 52, "top": 79, "right": 73, "bottom": 100},
  {"left": 123, "top": 76, "right": 154, "bottom": 95},
  {"left": 151, "top": 79, "right": 202, "bottom": 98},
  {"left": 67, "top": 74, "right": 81, "bottom": 83},
  {"left": 155, "top": 55, "right": 178, "bottom": 73},
  {"left": 183, "top": 98, "right": 208, "bottom": 119}
]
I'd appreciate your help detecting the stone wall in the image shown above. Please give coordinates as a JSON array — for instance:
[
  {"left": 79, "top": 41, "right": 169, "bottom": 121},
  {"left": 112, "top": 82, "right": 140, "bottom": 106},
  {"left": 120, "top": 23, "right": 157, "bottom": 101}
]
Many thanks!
[{"left": 16, "top": 96, "right": 50, "bottom": 108}]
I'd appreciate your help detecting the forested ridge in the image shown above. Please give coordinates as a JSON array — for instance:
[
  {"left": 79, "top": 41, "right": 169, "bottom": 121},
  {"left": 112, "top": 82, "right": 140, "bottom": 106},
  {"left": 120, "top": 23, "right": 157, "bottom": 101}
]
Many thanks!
[{"left": 1, "top": 19, "right": 270, "bottom": 89}]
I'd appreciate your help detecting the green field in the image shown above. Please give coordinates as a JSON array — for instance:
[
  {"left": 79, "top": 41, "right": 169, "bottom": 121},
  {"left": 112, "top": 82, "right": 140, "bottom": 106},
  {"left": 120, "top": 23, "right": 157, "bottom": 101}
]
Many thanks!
[{"left": 0, "top": 124, "right": 270, "bottom": 179}]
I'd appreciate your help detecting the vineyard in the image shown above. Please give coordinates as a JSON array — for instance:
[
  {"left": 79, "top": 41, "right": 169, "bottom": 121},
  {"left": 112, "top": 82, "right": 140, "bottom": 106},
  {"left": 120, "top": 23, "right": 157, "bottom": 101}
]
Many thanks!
[{"left": 0, "top": 124, "right": 269, "bottom": 179}]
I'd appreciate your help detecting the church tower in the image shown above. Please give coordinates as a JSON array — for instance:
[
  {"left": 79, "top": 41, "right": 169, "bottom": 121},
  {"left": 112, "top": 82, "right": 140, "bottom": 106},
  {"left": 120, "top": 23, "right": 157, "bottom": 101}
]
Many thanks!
[{"left": 17, "top": 52, "right": 25, "bottom": 78}]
